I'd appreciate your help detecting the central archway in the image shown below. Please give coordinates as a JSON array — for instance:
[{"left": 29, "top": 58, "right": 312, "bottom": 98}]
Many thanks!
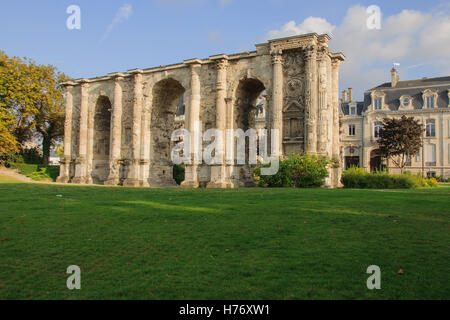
[
  {"left": 149, "top": 78, "right": 185, "bottom": 187},
  {"left": 231, "top": 78, "right": 266, "bottom": 187}
]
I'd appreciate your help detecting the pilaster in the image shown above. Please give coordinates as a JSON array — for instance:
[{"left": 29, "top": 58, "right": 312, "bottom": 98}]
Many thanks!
[
  {"left": 123, "top": 70, "right": 143, "bottom": 187},
  {"left": 105, "top": 74, "right": 124, "bottom": 186}
]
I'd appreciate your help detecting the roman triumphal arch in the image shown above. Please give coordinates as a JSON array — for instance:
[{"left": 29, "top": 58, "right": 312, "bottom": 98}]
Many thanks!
[{"left": 57, "top": 33, "right": 345, "bottom": 188}]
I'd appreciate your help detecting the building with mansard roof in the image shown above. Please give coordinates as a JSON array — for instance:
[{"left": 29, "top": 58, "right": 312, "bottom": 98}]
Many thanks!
[{"left": 340, "top": 68, "right": 450, "bottom": 178}]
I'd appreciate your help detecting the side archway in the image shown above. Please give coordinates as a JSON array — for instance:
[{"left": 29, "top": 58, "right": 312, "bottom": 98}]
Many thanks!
[
  {"left": 149, "top": 78, "right": 186, "bottom": 186},
  {"left": 92, "top": 95, "right": 112, "bottom": 184}
]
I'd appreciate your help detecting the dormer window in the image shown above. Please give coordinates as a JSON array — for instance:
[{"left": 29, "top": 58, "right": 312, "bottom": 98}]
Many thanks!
[
  {"left": 399, "top": 95, "right": 413, "bottom": 109},
  {"left": 403, "top": 98, "right": 410, "bottom": 107},
  {"left": 422, "top": 89, "right": 437, "bottom": 109},
  {"left": 375, "top": 98, "right": 382, "bottom": 110},
  {"left": 350, "top": 106, "right": 356, "bottom": 115},
  {"left": 371, "top": 91, "right": 386, "bottom": 111},
  {"left": 426, "top": 95, "right": 435, "bottom": 109}
]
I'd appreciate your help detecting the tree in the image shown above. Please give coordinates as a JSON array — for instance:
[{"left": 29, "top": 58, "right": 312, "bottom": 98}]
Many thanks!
[
  {"left": 378, "top": 116, "right": 423, "bottom": 174},
  {"left": 0, "top": 51, "right": 69, "bottom": 164},
  {"left": 34, "top": 67, "right": 68, "bottom": 165}
]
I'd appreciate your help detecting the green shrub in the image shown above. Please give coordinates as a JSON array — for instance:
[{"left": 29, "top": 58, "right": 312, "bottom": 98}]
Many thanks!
[
  {"left": 0, "top": 152, "right": 24, "bottom": 167},
  {"left": 341, "top": 167, "right": 368, "bottom": 188},
  {"left": 0, "top": 147, "right": 42, "bottom": 167},
  {"left": 368, "top": 171, "right": 393, "bottom": 189},
  {"left": 427, "top": 177, "right": 439, "bottom": 187},
  {"left": 173, "top": 164, "right": 185, "bottom": 185},
  {"left": 21, "top": 147, "right": 43, "bottom": 164},
  {"left": 254, "top": 153, "right": 330, "bottom": 188},
  {"left": 391, "top": 174, "right": 416, "bottom": 189},
  {"left": 341, "top": 168, "right": 437, "bottom": 189}
]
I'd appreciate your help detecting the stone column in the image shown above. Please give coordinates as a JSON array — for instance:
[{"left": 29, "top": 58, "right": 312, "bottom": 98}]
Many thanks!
[
  {"left": 331, "top": 59, "right": 341, "bottom": 160},
  {"left": 141, "top": 92, "right": 152, "bottom": 186},
  {"left": 182, "top": 60, "right": 202, "bottom": 188},
  {"left": 72, "top": 80, "right": 89, "bottom": 184},
  {"left": 139, "top": 103, "right": 150, "bottom": 187},
  {"left": 105, "top": 74, "right": 124, "bottom": 186},
  {"left": 207, "top": 56, "right": 229, "bottom": 188},
  {"left": 317, "top": 49, "right": 328, "bottom": 156},
  {"left": 271, "top": 49, "right": 284, "bottom": 156},
  {"left": 304, "top": 45, "right": 318, "bottom": 154},
  {"left": 331, "top": 59, "right": 342, "bottom": 188},
  {"left": 57, "top": 83, "right": 74, "bottom": 183},
  {"left": 85, "top": 86, "right": 95, "bottom": 185},
  {"left": 123, "top": 70, "right": 143, "bottom": 187}
]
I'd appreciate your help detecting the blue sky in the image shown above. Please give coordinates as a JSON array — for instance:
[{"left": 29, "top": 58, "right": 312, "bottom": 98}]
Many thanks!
[{"left": 1, "top": 0, "right": 449, "bottom": 100}]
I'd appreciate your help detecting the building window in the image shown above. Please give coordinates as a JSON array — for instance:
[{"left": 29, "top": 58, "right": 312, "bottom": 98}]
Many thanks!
[
  {"left": 426, "top": 95, "right": 435, "bottom": 109},
  {"left": 415, "top": 153, "right": 420, "bottom": 163},
  {"left": 426, "top": 119, "right": 436, "bottom": 137},
  {"left": 348, "top": 124, "right": 356, "bottom": 136},
  {"left": 425, "top": 144, "right": 436, "bottom": 166},
  {"left": 374, "top": 122, "right": 382, "bottom": 139},
  {"left": 350, "top": 106, "right": 356, "bottom": 115},
  {"left": 427, "top": 171, "right": 436, "bottom": 178},
  {"left": 374, "top": 98, "right": 382, "bottom": 110},
  {"left": 405, "top": 156, "right": 412, "bottom": 167},
  {"left": 256, "top": 104, "right": 265, "bottom": 118}
]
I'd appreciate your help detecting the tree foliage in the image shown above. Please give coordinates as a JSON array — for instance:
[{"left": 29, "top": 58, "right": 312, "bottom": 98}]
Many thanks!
[
  {"left": 378, "top": 116, "right": 423, "bottom": 173},
  {"left": 0, "top": 50, "right": 69, "bottom": 163}
]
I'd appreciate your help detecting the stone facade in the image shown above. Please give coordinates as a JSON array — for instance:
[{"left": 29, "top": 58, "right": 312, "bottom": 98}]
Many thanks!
[
  {"left": 340, "top": 71, "right": 450, "bottom": 178},
  {"left": 57, "top": 33, "right": 345, "bottom": 188}
]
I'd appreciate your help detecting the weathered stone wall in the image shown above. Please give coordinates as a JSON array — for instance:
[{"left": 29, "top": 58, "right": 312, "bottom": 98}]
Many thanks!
[{"left": 57, "top": 33, "right": 345, "bottom": 188}]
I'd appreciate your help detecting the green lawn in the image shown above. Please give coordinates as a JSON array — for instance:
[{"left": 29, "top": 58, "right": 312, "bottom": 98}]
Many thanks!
[
  {"left": 0, "top": 175, "right": 449, "bottom": 300},
  {"left": 10, "top": 163, "right": 60, "bottom": 181}
]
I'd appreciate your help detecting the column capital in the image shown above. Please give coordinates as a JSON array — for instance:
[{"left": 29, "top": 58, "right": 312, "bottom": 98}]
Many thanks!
[
  {"left": 317, "top": 45, "right": 330, "bottom": 60},
  {"left": 184, "top": 58, "right": 203, "bottom": 66},
  {"left": 63, "top": 81, "right": 76, "bottom": 89},
  {"left": 331, "top": 59, "right": 342, "bottom": 68},
  {"left": 215, "top": 58, "right": 228, "bottom": 70},
  {"left": 109, "top": 72, "right": 125, "bottom": 81},
  {"left": 79, "top": 79, "right": 90, "bottom": 88},
  {"left": 303, "top": 45, "right": 317, "bottom": 59},
  {"left": 270, "top": 49, "right": 283, "bottom": 65},
  {"left": 128, "top": 68, "right": 143, "bottom": 75}
]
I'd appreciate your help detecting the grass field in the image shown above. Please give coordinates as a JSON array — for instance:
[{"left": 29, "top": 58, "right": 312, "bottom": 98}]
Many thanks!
[
  {"left": 10, "top": 163, "right": 59, "bottom": 181},
  {"left": 0, "top": 174, "right": 449, "bottom": 300}
]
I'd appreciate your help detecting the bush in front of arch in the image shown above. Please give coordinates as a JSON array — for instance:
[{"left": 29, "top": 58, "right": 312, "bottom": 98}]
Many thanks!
[{"left": 254, "top": 153, "right": 331, "bottom": 188}]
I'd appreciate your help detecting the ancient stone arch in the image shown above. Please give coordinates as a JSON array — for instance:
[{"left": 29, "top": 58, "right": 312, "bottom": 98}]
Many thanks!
[{"left": 57, "top": 33, "right": 345, "bottom": 188}]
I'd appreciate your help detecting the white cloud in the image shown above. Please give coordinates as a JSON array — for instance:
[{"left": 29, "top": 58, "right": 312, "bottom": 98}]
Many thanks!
[
  {"left": 266, "top": 17, "right": 336, "bottom": 39},
  {"left": 100, "top": 4, "right": 133, "bottom": 43},
  {"left": 264, "top": 5, "right": 450, "bottom": 100}
]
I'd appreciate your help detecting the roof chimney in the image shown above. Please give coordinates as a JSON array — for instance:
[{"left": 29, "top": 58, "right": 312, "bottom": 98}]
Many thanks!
[
  {"left": 348, "top": 88, "right": 353, "bottom": 102},
  {"left": 342, "top": 90, "right": 348, "bottom": 103},
  {"left": 391, "top": 67, "right": 399, "bottom": 87}
]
